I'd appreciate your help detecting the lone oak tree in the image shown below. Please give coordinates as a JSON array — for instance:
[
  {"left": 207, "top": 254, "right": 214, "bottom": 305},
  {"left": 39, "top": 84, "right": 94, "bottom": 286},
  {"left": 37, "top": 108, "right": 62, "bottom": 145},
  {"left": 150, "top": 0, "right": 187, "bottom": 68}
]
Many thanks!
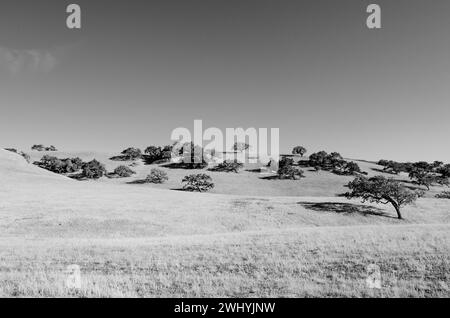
[
  {"left": 345, "top": 176, "right": 420, "bottom": 219},
  {"left": 292, "top": 146, "right": 307, "bottom": 157}
]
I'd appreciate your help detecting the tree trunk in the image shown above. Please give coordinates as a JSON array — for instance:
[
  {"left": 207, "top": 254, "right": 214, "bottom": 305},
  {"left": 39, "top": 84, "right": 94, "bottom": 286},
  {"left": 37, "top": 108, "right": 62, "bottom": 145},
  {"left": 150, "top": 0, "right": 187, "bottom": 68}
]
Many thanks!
[
  {"left": 384, "top": 196, "right": 403, "bottom": 219},
  {"left": 393, "top": 203, "right": 402, "bottom": 219}
]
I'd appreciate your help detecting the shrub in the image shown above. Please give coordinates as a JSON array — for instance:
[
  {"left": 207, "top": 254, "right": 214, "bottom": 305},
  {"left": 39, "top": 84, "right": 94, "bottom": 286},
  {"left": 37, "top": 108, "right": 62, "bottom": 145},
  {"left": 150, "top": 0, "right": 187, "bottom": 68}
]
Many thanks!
[
  {"left": 145, "top": 146, "right": 162, "bottom": 157},
  {"left": 435, "top": 191, "right": 450, "bottom": 199},
  {"left": 143, "top": 145, "right": 173, "bottom": 164},
  {"left": 62, "top": 157, "right": 84, "bottom": 173},
  {"left": 179, "top": 142, "right": 207, "bottom": 169},
  {"left": 45, "top": 145, "right": 58, "bottom": 151},
  {"left": 121, "top": 147, "right": 142, "bottom": 160},
  {"left": 277, "top": 165, "right": 304, "bottom": 180},
  {"left": 335, "top": 161, "right": 362, "bottom": 175},
  {"left": 146, "top": 168, "right": 169, "bottom": 184},
  {"left": 210, "top": 160, "right": 243, "bottom": 173},
  {"left": 345, "top": 176, "right": 421, "bottom": 219},
  {"left": 436, "top": 177, "right": 450, "bottom": 187},
  {"left": 182, "top": 174, "right": 214, "bottom": 192},
  {"left": 279, "top": 157, "right": 294, "bottom": 169},
  {"left": 233, "top": 142, "right": 250, "bottom": 152},
  {"left": 31, "top": 144, "right": 57, "bottom": 151},
  {"left": 113, "top": 165, "right": 136, "bottom": 178},
  {"left": 292, "top": 146, "right": 307, "bottom": 157},
  {"left": 81, "top": 159, "right": 106, "bottom": 179},
  {"left": 31, "top": 144, "right": 46, "bottom": 151},
  {"left": 437, "top": 164, "right": 450, "bottom": 178},
  {"left": 21, "top": 152, "right": 31, "bottom": 163}
]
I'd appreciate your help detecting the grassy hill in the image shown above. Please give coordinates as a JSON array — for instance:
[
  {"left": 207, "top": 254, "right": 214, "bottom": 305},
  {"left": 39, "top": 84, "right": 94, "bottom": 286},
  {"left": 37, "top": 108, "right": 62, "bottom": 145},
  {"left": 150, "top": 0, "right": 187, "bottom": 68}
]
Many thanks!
[
  {"left": 26, "top": 150, "right": 442, "bottom": 198},
  {"left": 0, "top": 149, "right": 449, "bottom": 297}
]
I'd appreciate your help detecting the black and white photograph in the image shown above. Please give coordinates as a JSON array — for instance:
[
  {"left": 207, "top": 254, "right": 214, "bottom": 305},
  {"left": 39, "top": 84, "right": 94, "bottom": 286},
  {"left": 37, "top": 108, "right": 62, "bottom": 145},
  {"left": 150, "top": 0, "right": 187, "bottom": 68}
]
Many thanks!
[{"left": 0, "top": 0, "right": 449, "bottom": 302}]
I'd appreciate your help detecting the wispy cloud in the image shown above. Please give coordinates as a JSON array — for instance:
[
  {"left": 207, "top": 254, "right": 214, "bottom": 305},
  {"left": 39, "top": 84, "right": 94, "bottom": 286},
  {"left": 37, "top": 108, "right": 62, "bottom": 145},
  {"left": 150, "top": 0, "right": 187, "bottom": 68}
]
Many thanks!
[{"left": 0, "top": 47, "right": 58, "bottom": 75}]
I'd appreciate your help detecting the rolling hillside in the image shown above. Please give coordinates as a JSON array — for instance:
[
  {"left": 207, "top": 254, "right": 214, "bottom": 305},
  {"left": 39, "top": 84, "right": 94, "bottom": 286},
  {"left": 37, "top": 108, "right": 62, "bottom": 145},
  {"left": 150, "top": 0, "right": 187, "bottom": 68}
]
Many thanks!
[{"left": 0, "top": 148, "right": 449, "bottom": 297}]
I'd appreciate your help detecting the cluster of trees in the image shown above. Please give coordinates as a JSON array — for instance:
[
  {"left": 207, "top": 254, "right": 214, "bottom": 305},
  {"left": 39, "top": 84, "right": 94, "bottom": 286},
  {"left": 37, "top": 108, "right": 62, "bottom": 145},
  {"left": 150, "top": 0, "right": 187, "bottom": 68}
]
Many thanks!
[
  {"left": 306, "top": 151, "right": 362, "bottom": 176},
  {"left": 31, "top": 145, "right": 58, "bottom": 152},
  {"left": 33, "top": 155, "right": 106, "bottom": 179},
  {"left": 33, "top": 155, "right": 84, "bottom": 174},
  {"left": 378, "top": 160, "right": 450, "bottom": 190},
  {"left": 144, "top": 145, "right": 173, "bottom": 164}
]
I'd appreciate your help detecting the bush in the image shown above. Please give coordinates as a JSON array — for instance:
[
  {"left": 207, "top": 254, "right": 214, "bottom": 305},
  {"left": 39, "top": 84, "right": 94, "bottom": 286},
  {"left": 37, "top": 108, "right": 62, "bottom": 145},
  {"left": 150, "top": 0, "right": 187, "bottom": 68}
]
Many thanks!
[
  {"left": 277, "top": 165, "right": 304, "bottom": 180},
  {"left": 210, "top": 160, "right": 243, "bottom": 173},
  {"left": 179, "top": 142, "right": 208, "bottom": 169},
  {"left": 31, "top": 144, "right": 57, "bottom": 151},
  {"left": 81, "top": 159, "right": 106, "bottom": 179},
  {"left": 113, "top": 165, "right": 136, "bottom": 178},
  {"left": 437, "top": 164, "right": 450, "bottom": 178},
  {"left": 233, "top": 142, "right": 250, "bottom": 152},
  {"left": 45, "top": 145, "right": 58, "bottom": 151},
  {"left": 31, "top": 144, "right": 46, "bottom": 151},
  {"left": 143, "top": 145, "right": 173, "bottom": 164},
  {"left": 182, "top": 174, "right": 214, "bottom": 192},
  {"left": 145, "top": 145, "right": 162, "bottom": 158},
  {"left": 345, "top": 176, "right": 420, "bottom": 219},
  {"left": 435, "top": 191, "right": 450, "bottom": 199},
  {"left": 121, "top": 147, "right": 142, "bottom": 160},
  {"left": 292, "top": 146, "right": 307, "bottom": 157},
  {"left": 279, "top": 157, "right": 294, "bottom": 169},
  {"left": 334, "top": 161, "right": 362, "bottom": 175},
  {"left": 146, "top": 168, "right": 169, "bottom": 184},
  {"left": 21, "top": 152, "right": 31, "bottom": 163}
]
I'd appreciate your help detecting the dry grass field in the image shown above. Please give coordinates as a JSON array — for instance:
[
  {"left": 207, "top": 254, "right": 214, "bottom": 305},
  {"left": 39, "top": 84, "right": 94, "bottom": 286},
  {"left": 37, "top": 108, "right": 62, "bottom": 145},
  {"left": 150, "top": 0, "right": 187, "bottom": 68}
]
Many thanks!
[{"left": 0, "top": 149, "right": 449, "bottom": 297}]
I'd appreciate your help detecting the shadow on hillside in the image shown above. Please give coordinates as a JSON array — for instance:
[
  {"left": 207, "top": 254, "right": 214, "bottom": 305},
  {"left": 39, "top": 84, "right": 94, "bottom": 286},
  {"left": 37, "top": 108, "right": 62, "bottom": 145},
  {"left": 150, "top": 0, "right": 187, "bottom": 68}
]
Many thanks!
[
  {"left": 259, "top": 175, "right": 280, "bottom": 180},
  {"left": 126, "top": 179, "right": 148, "bottom": 184},
  {"left": 160, "top": 162, "right": 206, "bottom": 170},
  {"left": 371, "top": 168, "right": 398, "bottom": 175},
  {"left": 142, "top": 155, "right": 169, "bottom": 165},
  {"left": 170, "top": 188, "right": 189, "bottom": 192},
  {"left": 246, "top": 168, "right": 264, "bottom": 173},
  {"left": 404, "top": 184, "right": 428, "bottom": 191},
  {"left": 298, "top": 201, "right": 394, "bottom": 218},
  {"left": 109, "top": 155, "right": 132, "bottom": 161}
]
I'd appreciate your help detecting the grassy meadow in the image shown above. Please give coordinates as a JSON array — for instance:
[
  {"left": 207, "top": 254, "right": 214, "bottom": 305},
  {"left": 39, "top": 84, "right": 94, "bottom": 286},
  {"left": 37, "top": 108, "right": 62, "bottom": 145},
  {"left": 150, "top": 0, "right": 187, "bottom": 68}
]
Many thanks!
[{"left": 0, "top": 149, "right": 448, "bottom": 297}]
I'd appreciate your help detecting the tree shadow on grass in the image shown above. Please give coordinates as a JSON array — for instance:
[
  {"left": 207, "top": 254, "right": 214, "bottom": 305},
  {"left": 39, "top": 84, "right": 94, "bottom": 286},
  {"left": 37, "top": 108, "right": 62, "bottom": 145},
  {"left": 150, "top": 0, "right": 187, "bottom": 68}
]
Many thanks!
[
  {"left": 109, "top": 155, "right": 132, "bottom": 161},
  {"left": 159, "top": 162, "right": 207, "bottom": 170},
  {"left": 298, "top": 201, "right": 395, "bottom": 218},
  {"left": 126, "top": 179, "right": 148, "bottom": 184},
  {"left": 259, "top": 175, "right": 280, "bottom": 180}
]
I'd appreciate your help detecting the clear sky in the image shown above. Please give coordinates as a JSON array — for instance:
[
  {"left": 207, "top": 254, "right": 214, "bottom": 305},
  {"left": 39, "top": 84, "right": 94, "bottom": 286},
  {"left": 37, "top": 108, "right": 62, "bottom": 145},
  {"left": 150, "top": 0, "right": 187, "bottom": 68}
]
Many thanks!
[{"left": 0, "top": 0, "right": 449, "bottom": 162}]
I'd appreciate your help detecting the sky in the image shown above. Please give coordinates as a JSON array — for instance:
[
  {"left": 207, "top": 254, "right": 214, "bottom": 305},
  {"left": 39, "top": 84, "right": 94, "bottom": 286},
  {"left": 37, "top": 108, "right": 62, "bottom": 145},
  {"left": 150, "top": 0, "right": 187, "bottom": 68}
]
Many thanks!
[{"left": 0, "top": 0, "right": 449, "bottom": 162}]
